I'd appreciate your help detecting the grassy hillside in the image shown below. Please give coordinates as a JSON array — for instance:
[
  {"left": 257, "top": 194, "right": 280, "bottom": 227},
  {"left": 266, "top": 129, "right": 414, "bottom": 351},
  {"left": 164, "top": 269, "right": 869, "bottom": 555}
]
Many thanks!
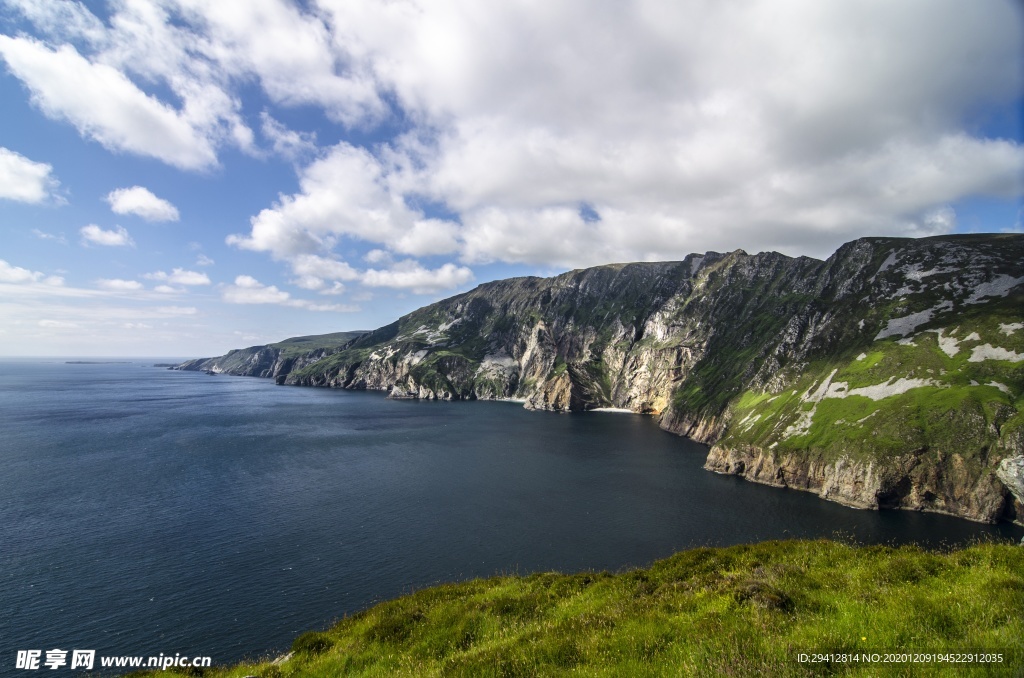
[
  {"left": 269, "top": 331, "right": 369, "bottom": 359},
  {"left": 135, "top": 539, "right": 1023, "bottom": 677}
]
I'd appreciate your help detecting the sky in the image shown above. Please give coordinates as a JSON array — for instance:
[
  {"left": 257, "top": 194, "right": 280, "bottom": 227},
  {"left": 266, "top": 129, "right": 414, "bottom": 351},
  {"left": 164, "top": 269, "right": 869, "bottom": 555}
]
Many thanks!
[{"left": 0, "top": 0, "right": 1022, "bottom": 357}]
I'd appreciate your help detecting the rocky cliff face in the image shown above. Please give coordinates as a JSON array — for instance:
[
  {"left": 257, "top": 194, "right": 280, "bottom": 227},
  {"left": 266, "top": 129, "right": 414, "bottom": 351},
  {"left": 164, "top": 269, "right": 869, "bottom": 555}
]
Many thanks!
[
  {"left": 175, "top": 234, "right": 1024, "bottom": 524},
  {"left": 174, "top": 331, "right": 366, "bottom": 379}
]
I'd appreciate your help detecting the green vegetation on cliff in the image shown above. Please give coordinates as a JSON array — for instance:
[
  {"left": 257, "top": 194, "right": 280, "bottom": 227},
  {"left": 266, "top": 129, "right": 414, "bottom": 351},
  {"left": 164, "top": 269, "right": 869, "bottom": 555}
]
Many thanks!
[
  {"left": 176, "top": 234, "right": 1024, "bottom": 524},
  {"left": 269, "top": 331, "right": 370, "bottom": 359},
  {"left": 134, "top": 539, "right": 1024, "bottom": 677}
]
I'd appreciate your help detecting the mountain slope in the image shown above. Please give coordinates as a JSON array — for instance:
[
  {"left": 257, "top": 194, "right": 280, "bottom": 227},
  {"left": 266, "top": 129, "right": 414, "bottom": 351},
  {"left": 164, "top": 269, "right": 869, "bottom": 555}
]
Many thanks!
[
  {"left": 175, "top": 331, "right": 367, "bottom": 378},
  {"left": 176, "top": 234, "right": 1024, "bottom": 524}
]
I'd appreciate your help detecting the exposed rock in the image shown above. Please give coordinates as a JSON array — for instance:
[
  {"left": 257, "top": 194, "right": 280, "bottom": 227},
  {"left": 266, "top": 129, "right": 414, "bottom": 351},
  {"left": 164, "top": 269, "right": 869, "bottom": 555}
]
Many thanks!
[
  {"left": 705, "top": 444, "right": 1014, "bottom": 523},
  {"left": 173, "top": 234, "right": 1024, "bottom": 525}
]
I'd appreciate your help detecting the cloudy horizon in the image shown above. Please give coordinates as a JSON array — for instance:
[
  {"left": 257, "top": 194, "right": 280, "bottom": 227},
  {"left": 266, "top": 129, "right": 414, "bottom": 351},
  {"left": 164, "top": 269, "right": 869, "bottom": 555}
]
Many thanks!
[{"left": 1, "top": 0, "right": 1021, "bottom": 356}]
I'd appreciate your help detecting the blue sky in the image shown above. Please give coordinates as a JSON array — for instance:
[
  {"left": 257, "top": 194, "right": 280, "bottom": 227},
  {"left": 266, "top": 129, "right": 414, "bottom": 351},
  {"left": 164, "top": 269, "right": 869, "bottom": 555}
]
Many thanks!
[{"left": 0, "top": 0, "right": 1021, "bottom": 357}]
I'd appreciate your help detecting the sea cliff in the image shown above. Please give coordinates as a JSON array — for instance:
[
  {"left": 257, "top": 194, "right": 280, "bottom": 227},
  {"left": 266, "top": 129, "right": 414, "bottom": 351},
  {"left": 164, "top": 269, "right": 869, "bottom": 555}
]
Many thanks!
[{"left": 176, "top": 234, "right": 1024, "bottom": 524}]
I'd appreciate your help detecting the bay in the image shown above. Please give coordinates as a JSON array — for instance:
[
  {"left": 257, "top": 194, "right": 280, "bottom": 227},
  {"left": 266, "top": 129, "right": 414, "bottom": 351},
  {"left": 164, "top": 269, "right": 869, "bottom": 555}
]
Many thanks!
[{"left": 1, "top": 360, "right": 1020, "bottom": 672}]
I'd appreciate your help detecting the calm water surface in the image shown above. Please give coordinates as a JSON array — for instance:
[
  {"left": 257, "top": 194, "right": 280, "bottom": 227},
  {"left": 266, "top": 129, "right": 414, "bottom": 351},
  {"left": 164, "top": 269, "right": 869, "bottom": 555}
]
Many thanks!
[{"left": 1, "top": 360, "right": 1020, "bottom": 672}]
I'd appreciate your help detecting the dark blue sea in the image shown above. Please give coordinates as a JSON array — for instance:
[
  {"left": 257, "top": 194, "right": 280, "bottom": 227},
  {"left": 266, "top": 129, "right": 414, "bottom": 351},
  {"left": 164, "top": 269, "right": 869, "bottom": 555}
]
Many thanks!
[{"left": 1, "top": 360, "right": 1020, "bottom": 673}]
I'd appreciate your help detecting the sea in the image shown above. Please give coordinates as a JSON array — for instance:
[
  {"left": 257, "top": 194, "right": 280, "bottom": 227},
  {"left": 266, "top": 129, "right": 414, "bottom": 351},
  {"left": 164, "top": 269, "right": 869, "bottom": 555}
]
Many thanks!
[{"left": 1, "top": 359, "right": 1021, "bottom": 672}]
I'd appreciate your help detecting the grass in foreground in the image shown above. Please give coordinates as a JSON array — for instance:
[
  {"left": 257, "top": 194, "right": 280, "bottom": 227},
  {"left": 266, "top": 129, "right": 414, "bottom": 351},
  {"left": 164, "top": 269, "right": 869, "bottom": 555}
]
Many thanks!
[{"left": 139, "top": 539, "right": 1024, "bottom": 677}]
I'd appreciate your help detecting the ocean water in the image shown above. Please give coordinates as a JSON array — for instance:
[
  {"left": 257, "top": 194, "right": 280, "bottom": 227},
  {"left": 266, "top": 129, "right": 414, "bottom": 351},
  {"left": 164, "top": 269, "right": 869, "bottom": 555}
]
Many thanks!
[{"left": 1, "top": 359, "right": 1020, "bottom": 671}]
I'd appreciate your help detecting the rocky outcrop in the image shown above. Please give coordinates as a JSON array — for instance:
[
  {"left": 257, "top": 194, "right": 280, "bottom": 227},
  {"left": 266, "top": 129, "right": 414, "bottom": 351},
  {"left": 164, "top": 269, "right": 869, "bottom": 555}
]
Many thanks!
[
  {"left": 174, "top": 234, "right": 1024, "bottom": 525},
  {"left": 705, "top": 445, "right": 1016, "bottom": 523},
  {"left": 174, "top": 332, "right": 366, "bottom": 380}
]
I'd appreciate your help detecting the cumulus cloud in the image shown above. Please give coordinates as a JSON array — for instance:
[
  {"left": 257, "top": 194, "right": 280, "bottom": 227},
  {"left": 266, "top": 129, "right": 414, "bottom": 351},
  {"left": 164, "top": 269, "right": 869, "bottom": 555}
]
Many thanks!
[
  {"left": 222, "top": 275, "right": 290, "bottom": 304},
  {"left": 0, "top": 147, "right": 60, "bottom": 203},
  {"left": 195, "top": 254, "right": 215, "bottom": 266},
  {"left": 214, "top": 0, "right": 1024, "bottom": 267},
  {"left": 362, "top": 260, "right": 474, "bottom": 294},
  {"left": 260, "top": 111, "right": 317, "bottom": 161},
  {"left": 221, "top": 274, "right": 357, "bottom": 311},
  {"left": 80, "top": 224, "right": 134, "bottom": 247},
  {"left": 6, "top": 0, "right": 1024, "bottom": 267},
  {"left": 106, "top": 186, "right": 180, "bottom": 221},
  {"left": 1, "top": 0, "right": 380, "bottom": 170},
  {"left": 96, "top": 278, "right": 143, "bottom": 291},
  {"left": 0, "top": 37, "right": 221, "bottom": 170},
  {"left": 0, "top": 259, "right": 63, "bottom": 285},
  {"left": 227, "top": 142, "right": 461, "bottom": 258},
  {"left": 144, "top": 268, "right": 211, "bottom": 285}
]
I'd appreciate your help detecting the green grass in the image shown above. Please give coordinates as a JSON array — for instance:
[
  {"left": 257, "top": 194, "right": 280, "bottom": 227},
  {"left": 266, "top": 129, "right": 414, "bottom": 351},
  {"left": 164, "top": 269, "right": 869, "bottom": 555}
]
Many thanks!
[
  {"left": 135, "top": 540, "right": 1024, "bottom": 677},
  {"left": 720, "top": 312, "right": 1023, "bottom": 466},
  {"left": 269, "top": 331, "right": 368, "bottom": 359}
]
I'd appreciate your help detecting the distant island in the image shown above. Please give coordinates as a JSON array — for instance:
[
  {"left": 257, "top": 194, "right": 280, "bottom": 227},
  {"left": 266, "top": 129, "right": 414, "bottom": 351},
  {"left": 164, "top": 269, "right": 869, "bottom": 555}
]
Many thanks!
[
  {"left": 66, "top": 361, "right": 132, "bottom": 364},
  {"left": 173, "top": 234, "right": 1024, "bottom": 526}
]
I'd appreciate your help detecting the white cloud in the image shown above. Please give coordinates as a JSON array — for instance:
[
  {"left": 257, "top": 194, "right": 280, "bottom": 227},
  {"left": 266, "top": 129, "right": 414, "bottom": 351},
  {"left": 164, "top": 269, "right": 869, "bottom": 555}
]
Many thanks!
[
  {"left": 0, "top": 37, "right": 221, "bottom": 170},
  {"left": 80, "top": 224, "right": 134, "bottom": 247},
  {"left": 0, "top": 259, "right": 63, "bottom": 285},
  {"left": 2, "top": 0, "right": 107, "bottom": 44},
  {"left": 222, "top": 275, "right": 291, "bottom": 304},
  {"left": 320, "top": 282, "right": 346, "bottom": 295},
  {"left": 144, "top": 268, "right": 211, "bottom": 285},
  {"left": 260, "top": 111, "right": 317, "bottom": 160},
  {"left": 168, "top": 1, "right": 384, "bottom": 125},
  {"left": 96, "top": 278, "right": 143, "bottom": 291},
  {"left": 364, "top": 249, "right": 391, "bottom": 264},
  {"left": 6, "top": 0, "right": 1023, "bottom": 268},
  {"left": 0, "top": 147, "right": 60, "bottom": 203},
  {"left": 2, "top": 0, "right": 379, "bottom": 171},
  {"left": 32, "top": 228, "right": 67, "bottom": 244},
  {"left": 154, "top": 284, "right": 183, "bottom": 294},
  {"left": 195, "top": 254, "right": 214, "bottom": 266},
  {"left": 217, "top": 0, "right": 1024, "bottom": 267},
  {"left": 39, "top": 319, "right": 78, "bottom": 328},
  {"left": 221, "top": 274, "right": 356, "bottom": 311},
  {"left": 289, "top": 254, "right": 360, "bottom": 281},
  {"left": 227, "top": 142, "right": 462, "bottom": 265},
  {"left": 106, "top": 186, "right": 180, "bottom": 221},
  {"left": 362, "top": 260, "right": 473, "bottom": 294},
  {"left": 156, "top": 306, "right": 198, "bottom": 315}
]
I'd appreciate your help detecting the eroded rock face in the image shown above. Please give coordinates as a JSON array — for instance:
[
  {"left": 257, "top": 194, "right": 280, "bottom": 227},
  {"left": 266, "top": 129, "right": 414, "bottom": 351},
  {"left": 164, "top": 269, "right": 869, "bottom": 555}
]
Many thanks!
[
  {"left": 997, "top": 456, "right": 1024, "bottom": 522},
  {"left": 705, "top": 445, "right": 1015, "bottom": 524},
  {"left": 174, "top": 234, "right": 1024, "bottom": 524}
]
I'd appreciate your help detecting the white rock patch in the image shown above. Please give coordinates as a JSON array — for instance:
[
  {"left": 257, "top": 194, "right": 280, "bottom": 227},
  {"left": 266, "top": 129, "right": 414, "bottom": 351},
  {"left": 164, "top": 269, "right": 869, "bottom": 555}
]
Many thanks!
[
  {"left": 874, "top": 301, "right": 952, "bottom": 340},
  {"left": 905, "top": 266, "right": 956, "bottom": 281},
  {"left": 875, "top": 251, "right": 899, "bottom": 277},
  {"left": 475, "top": 354, "right": 519, "bottom": 378},
  {"left": 925, "top": 328, "right": 959, "bottom": 357},
  {"left": 987, "top": 382, "right": 1012, "bottom": 395},
  {"left": 1000, "top": 322, "right": 1023, "bottom": 335},
  {"left": 856, "top": 353, "right": 867, "bottom": 361},
  {"left": 964, "top": 332, "right": 980, "bottom": 341},
  {"left": 966, "top": 274, "right": 1024, "bottom": 304},
  {"left": 802, "top": 369, "right": 841, "bottom": 403},
  {"left": 844, "top": 377, "right": 938, "bottom": 401},
  {"left": 968, "top": 344, "right": 1024, "bottom": 363},
  {"left": 369, "top": 346, "right": 399, "bottom": 362},
  {"left": 403, "top": 349, "right": 429, "bottom": 366}
]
